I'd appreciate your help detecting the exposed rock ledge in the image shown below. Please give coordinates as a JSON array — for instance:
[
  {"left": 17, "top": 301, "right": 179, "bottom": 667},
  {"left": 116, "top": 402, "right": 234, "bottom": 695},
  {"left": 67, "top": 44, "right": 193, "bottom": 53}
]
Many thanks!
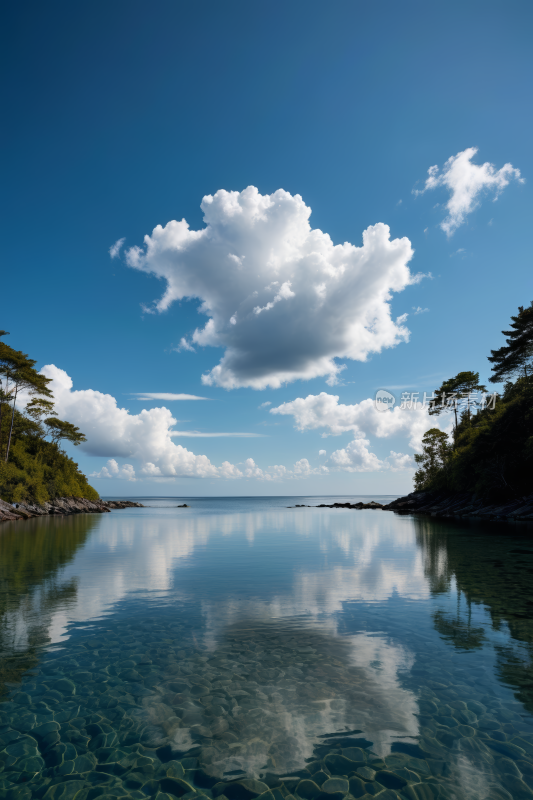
[
  {"left": 289, "top": 492, "right": 533, "bottom": 521},
  {"left": 382, "top": 490, "right": 533, "bottom": 522},
  {"left": 0, "top": 496, "right": 144, "bottom": 523}
]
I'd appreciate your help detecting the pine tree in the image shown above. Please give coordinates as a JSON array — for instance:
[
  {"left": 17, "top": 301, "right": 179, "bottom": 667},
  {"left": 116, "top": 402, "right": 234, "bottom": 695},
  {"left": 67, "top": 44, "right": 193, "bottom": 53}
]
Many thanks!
[
  {"left": 429, "top": 371, "right": 486, "bottom": 440},
  {"left": 0, "top": 335, "right": 54, "bottom": 462},
  {"left": 488, "top": 301, "right": 533, "bottom": 383},
  {"left": 44, "top": 418, "right": 87, "bottom": 447},
  {"left": 0, "top": 331, "right": 97, "bottom": 503}
]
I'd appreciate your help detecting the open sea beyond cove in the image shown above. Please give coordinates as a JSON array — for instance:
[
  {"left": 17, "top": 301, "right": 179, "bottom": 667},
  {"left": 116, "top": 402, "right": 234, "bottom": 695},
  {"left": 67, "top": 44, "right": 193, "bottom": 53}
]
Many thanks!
[{"left": 2, "top": 497, "right": 533, "bottom": 800}]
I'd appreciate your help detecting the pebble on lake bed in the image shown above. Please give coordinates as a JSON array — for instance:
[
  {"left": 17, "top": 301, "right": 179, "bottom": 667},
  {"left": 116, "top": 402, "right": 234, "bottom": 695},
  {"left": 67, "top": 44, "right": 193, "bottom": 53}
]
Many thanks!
[{"left": 2, "top": 617, "right": 533, "bottom": 800}]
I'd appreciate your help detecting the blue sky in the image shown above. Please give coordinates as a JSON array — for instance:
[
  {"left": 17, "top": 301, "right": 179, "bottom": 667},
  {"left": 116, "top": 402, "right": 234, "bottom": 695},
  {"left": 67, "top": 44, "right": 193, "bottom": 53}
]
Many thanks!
[{"left": 2, "top": 0, "right": 532, "bottom": 495}]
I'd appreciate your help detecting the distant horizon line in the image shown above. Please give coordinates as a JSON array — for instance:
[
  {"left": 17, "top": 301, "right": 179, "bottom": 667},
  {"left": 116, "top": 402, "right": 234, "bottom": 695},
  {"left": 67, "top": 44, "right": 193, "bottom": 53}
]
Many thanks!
[{"left": 100, "top": 493, "right": 401, "bottom": 499}]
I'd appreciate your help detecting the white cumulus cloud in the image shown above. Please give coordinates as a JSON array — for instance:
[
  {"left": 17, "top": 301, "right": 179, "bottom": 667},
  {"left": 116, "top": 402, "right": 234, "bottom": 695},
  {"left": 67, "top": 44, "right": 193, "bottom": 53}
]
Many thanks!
[
  {"left": 41, "top": 365, "right": 232, "bottom": 479},
  {"left": 387, "top": 451, "right": 414, "bottom": 471},
  {"left": 91, "top": 459, "right": 136, "bottom": 481},
  {"left": 253, "top": 280, "right": 295, "bottom": 315},
  {"left": 241, "top": 457, "right": 328, "bottom": 481},
  {"left": 327, "top": 440, "right": 413, "bottom": 474},
  {"left": 271, "top": 391, "right": 450, "bottom": 474},
  {"left": 125, "top": 186, "right": 421, "bottom": 389},
  {"left": 37, "top": 365, "right": 323, "bottom": 482},
  {"left": 328, "top": 437, "right": 384, "bottom": 472},
  {"left": 414, "top": 147, "right": 524, "bottom": 236},
  {"left": 270, "top": 391, "right": 438, "bottom": 450}
]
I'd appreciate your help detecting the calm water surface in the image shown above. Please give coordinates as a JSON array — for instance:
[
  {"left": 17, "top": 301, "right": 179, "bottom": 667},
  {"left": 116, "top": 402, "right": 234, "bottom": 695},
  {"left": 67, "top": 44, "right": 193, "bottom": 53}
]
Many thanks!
[{"left": 1, "top": 496, "right": 533, "bottom": 800}]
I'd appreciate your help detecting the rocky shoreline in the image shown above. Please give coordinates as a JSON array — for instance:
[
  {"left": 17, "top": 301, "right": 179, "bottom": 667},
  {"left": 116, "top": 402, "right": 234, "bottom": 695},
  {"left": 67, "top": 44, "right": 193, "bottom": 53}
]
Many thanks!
[
  {"left": 4, "top": 491, "right": 533, "bottom": 525},
  {"left": 0, "top": 496, "right": 144, "bottom": 523},
  {"left": 288, "top": 492, "right": 533, "bottom": 522},
  {"left": 382, "top": 490, "right": 533, "bottom": 522}
]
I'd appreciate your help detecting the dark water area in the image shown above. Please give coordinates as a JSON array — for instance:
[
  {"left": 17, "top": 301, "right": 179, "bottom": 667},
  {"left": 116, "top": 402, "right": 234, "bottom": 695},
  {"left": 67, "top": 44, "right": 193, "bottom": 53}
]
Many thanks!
[{"left": 1, "top": 497, "right": 533, "bottom": 800}]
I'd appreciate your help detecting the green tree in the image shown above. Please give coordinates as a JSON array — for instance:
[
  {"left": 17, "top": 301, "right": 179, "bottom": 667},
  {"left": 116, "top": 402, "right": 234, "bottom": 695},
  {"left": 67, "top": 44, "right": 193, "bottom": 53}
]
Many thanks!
[
  {"left": 414, "top": 428, "right": 453, "bottom": 491},
  {"left": 25, "top": 397, "right": 55, "bottom": 423},
  {"left": 0, "top": 330, "right": 18, "bottom": 459},
  {"left": 411, "top": 302, "right": 533, "bottom": 498},
  {"left": 0, "top": 332, "right": 53, "bottom": 462},
  {"left": 488, "top": 301, "right": 533, "bottom": 383},
  {"left": 44, "top": 417, "right": 87, "bottom": 447},
  {"left": 429, "top": 371, "right": 487, "bottom": 441},
  {"left": 0, "top": 330, "right": 98, "bottom": 504}
]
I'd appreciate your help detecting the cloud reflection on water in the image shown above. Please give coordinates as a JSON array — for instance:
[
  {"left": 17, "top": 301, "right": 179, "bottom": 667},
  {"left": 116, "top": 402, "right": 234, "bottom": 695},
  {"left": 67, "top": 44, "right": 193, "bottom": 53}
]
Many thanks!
[
  {"left": 2, "top": 509, "right": 424, "bottom": 762},
  {"left": 30, "top": 510, "right": 430, "bottom": 640}
]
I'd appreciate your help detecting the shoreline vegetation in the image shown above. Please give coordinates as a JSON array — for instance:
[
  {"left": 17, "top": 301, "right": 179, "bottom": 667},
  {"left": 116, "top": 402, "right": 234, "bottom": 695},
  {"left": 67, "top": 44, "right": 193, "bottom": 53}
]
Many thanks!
[
  {"left": 0, "top": 330, "right": 99, "bottom": 506},
  {"left": 411, "top": 301, "right": 533, "bottom": 502}
]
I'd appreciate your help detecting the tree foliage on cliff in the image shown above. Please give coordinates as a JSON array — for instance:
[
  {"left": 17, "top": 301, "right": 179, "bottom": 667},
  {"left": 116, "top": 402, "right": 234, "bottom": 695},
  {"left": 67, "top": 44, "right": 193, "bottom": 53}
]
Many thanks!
[
  {"left": 414, "top": 301, "right": 533, "bottom": 498},
  {"left": 0, "top": 332, "right": 98, "bottom": 504},
  {"left": 428, "top": 371, "right": 486, "bottom": 439},
  {"left": 414, "top": 429, "right": 453, "bottom": 491},
  {"left": 488, "top": 301, "right": 533, "bottom": 383}
]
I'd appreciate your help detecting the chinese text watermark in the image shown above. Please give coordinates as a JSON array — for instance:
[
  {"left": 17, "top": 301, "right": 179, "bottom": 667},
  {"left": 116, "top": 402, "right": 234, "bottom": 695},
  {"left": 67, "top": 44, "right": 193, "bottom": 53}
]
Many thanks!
[{"left": 374, "top": 390, "right": 498, "bottom": 412}]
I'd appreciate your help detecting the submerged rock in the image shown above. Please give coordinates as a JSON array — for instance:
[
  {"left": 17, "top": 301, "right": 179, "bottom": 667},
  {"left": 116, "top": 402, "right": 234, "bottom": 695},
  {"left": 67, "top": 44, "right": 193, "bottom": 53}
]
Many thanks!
[{"left": 2, "top": 613, "right": 532, "bottom": 800}]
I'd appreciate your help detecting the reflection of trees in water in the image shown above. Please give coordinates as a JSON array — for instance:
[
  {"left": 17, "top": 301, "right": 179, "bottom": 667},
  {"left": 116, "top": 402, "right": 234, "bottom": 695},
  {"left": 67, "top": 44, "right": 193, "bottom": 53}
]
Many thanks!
[
  {"left": 0, "top": 514, "right": 96, "bottom": 698},
  {"left": 415, "top": 518, "right": 452, "bottom": 596},
  {"left": 415, "top": 516, "right": 533, "bottom": 710},
  {"left": 432, "top": 608, "right": 486, "bottom": 650}
]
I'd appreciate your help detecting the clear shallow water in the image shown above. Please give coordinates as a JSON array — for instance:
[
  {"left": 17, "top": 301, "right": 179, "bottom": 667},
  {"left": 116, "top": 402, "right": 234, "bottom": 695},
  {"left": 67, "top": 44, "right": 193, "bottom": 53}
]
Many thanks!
[{"left": 1, "top": 498, "right": 533, "bottom": 800}]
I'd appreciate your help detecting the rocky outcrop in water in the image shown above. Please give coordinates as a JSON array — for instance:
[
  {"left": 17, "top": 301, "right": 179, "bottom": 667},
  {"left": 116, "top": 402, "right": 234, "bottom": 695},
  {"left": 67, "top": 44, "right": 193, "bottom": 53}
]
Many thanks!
[
  {"left": 381, "top": 490, "right": 533, "bottom": 522},
  {"left": 287, "top": 493, "right": 533, "bottom": 521},
  {"left": 0, "top": 497, "right": 144, "bottom": 523},
  {"left": 288, "top": 502, "right": 384, "bottom": 510}
]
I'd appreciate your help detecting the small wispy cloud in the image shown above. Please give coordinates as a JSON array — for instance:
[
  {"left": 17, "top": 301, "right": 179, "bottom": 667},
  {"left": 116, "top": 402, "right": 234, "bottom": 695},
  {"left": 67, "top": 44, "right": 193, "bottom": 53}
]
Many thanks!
[
  {"left": 132, "top": 392, "right": 209, "bottom": 401},
  {"left": 423, "top": 227, "right": 428, "bottom": 233},
  {"left": 410, "top": 270, "right": 434, "bottom": 284},
  {"left": 170, "top": 431, "right": 267, "bottom": 438},
  {"left": 414, "top": 147, "right": 524, "bottom": 236},
  {"left": 259, "top": 401, "right": 272, "bottom": 408},
  {"left": 412, "top": 306, "right": 429, "bottom": 315},
  {"left": 396, "top": 199, "right": 402, "bottom": 206},
  {"left": 109, "top": 238, "right": 125, "bottom": 259},
  {"left": 450, "top": 248, "right": 466, "bottom": 258},
  {"left": 176, "top": 337, "right": 195, "bottom": 352},
  {"left": 319, "top": 449, "right": 326, "bottom": 456}
]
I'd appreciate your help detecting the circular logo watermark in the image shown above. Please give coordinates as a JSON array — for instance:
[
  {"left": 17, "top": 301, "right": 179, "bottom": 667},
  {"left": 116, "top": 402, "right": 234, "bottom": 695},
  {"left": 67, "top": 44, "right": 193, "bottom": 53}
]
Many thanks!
[{"left": 375, "top": 389, "right": 396, "bottom": 412}]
